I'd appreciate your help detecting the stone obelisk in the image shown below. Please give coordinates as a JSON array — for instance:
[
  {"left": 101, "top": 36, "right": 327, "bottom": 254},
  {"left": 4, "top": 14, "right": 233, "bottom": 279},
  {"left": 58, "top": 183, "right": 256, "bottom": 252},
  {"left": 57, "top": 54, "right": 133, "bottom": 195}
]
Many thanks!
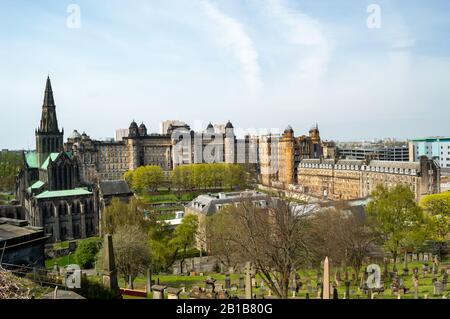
[
  {"left": 102, "top": 234, "right": 118, "bottom": 291},
  {"left": 323, "top": 256, "right": 330, "bottom": 299}
]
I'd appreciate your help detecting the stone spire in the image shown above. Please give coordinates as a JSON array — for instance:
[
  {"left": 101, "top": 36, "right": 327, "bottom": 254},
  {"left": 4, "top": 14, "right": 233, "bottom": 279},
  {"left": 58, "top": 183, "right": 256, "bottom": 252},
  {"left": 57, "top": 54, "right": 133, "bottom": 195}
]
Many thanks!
[{"left": 39, "top": 76, "right": 60, "bottom": 133}]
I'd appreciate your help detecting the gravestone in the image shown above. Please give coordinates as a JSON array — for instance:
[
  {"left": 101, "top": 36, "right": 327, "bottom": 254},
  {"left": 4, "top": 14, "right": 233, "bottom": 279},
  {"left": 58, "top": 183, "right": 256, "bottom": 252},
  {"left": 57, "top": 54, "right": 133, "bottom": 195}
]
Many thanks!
[
  {"left": 205, "top": 277, "right": 216, "bottom": 293},
  {"left": 412, "top": 275, "right": 419, "bottom": 299},
  {"left": 419, "top": 253, "right": 423, "bottom": 261},
  {"left": 422, "top": 264, "right": 428, "bottom": 278},
  {"left": 412, "top": 253, "right": 417, "bottom": 261},
  {"left": 403, "top": 252, "right": 409, "bottom": 276},
  {"left": 102, "top": 234, "right": 118, "bottom": 292},
  {"left": 167, "top": 287, "right": 182, "bottom": 299},
  {"left": 152, "top": 285, "right": 167, "bottom": 299},
  {"left": 225, "top": 272, "right": 231, "bottom": 289},
  {"left": 332, "top": 286, "right": 338, "bottom": 299},
  {"left": 442, "top": 271, "right": 448, "bottom": 290},
  {"left": 344, "top": 280, "right": 351, "bottom": 299},
  {"left": 146, "top": 268, "right": 152, "bottom": 292},
  {"left": 239, "top": 276, "right": 245, "bottom": 289},
  {"left": 434, "top": 282, "right": 444, "bottom": 296}
]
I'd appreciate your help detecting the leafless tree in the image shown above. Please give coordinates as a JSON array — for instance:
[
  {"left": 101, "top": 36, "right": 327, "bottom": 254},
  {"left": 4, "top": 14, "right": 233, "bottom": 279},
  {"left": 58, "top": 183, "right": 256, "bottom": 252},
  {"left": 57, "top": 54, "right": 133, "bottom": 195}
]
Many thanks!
[
  {"left": 207, "top": 197, "right": 314, "bottom": 298},
  {"left": 309, "top": 207, "right": 379, "bottom": 278},
  {"left": 112, "top": 224, "right": 151, "bottom": 289}
]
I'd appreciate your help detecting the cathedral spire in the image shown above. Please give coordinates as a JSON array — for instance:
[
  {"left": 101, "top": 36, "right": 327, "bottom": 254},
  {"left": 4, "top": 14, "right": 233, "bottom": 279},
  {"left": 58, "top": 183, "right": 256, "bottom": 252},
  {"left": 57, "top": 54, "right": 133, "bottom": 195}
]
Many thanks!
[
  {"left": 43, "top": 75, "right": 55, "bottom": 107},
  {"left": 39, "top": 76, "right": 60, "bottom": 133}
]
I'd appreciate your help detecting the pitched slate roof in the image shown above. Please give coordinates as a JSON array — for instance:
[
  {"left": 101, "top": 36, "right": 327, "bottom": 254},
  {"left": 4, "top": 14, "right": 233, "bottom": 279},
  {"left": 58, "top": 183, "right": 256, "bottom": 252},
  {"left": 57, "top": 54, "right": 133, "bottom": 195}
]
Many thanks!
[
  {"left": 186, "top": 191, "right": 268, "bottom": 216},
  {"left": 99, "top": 180, "right": 132, "bottom": 196}
]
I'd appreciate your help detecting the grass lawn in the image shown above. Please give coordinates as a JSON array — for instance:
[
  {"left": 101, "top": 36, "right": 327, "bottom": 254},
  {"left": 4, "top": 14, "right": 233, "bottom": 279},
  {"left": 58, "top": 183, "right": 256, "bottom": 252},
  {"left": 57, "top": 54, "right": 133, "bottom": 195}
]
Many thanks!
[{"left": 44, "top": 254, "right": 75, "bottom": 268}]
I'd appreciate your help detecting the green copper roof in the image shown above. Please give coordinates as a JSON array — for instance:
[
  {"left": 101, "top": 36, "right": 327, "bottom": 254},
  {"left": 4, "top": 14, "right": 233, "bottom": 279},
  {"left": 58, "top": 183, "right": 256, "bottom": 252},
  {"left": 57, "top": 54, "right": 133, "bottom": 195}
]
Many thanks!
[
  {"left": 35, "top": 188, "right": 92, "bottom": 199},
  {"left": 27, "top": 180, "right": 45, "bottom": 193},
  {"left": 25, "top": 152, "right": 38, "bottom": 168},
  {"left": 41, "top": 152, "right": 73, "bottom": 170},
  {"left": 412, "top": 136, "right": 450, "bottom": 142}
]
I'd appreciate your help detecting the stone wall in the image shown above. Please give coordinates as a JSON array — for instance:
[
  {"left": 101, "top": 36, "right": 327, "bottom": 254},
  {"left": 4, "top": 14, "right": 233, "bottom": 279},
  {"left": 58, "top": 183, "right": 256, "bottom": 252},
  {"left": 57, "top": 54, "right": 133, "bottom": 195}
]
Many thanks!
[{"left": 0, "top": 205, "right": 24, "bottom": 220}]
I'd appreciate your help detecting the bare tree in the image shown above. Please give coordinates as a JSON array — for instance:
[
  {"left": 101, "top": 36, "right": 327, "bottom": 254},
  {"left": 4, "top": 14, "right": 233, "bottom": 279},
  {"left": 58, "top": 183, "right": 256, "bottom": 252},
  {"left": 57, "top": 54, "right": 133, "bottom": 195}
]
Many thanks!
[
  {"left": 309, "top": 207, "right": 379, "bottom": 278},
  {"left": 112, "top": 224, "right": 151, "bottom": 289},
  {"left": 209, "top": 198, "right": 313, "bottom": 298}
]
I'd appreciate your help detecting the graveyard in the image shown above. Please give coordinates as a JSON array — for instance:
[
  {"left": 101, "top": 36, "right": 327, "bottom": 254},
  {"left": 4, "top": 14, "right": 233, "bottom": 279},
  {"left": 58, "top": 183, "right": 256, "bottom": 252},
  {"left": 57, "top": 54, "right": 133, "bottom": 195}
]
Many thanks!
[{"left": 90, "top": 257, "right": 450, "bottom": 299}]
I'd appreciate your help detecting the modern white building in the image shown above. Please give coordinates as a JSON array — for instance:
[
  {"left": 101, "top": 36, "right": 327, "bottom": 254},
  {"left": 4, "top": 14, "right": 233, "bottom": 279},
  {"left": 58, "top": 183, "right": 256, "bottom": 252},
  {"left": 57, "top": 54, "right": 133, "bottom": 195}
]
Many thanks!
[{"left": 409, "top": 137, "right": 450, "bottom": 172}]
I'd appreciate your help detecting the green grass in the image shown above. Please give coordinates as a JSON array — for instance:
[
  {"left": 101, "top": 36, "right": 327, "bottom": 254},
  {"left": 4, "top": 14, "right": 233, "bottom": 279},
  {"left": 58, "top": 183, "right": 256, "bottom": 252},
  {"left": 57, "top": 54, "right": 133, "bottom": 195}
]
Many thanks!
[{"left": 44, "top": 254, "right": 74, "bottom": 268}]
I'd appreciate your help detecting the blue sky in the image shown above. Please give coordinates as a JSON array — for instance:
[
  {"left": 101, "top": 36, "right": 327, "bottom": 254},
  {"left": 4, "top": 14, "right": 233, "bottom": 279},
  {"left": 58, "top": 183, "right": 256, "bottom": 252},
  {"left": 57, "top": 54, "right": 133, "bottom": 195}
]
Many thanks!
[{"left": 1, "top": 0, "right": 450, "bottom": 149}]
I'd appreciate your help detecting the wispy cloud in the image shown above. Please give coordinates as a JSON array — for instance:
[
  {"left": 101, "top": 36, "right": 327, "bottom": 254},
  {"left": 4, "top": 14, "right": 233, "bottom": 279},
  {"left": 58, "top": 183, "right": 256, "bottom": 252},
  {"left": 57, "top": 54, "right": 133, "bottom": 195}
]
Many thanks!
[
  {"left": 200, "top": 0, "right": 262, "bottom": 93},
  {"left": 264, "top": 0, "right": 331, "bottom": 82}
]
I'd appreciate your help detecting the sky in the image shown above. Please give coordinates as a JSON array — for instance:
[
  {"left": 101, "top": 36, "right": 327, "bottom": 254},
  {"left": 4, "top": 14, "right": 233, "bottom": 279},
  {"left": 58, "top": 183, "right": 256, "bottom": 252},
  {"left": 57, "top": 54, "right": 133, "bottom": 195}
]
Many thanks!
[{"left": 1, "top": 0, "right": 450, "bottom": 150}]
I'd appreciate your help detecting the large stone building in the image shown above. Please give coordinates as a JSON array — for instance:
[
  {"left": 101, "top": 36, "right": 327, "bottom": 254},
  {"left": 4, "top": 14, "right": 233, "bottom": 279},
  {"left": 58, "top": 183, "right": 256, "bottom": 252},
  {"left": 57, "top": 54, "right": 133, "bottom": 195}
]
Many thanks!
[
  {"left": 296, "top": 156, "right": 440, "bottom": 200},
  {"left": 68, "top": 118, "right": 258, "bottom": 184},
  {"left": 16, "top": 77, "right": 99, "bottom": 243},
  {"left": 258, "top": 125, "right": 325, "bottom": 188}
]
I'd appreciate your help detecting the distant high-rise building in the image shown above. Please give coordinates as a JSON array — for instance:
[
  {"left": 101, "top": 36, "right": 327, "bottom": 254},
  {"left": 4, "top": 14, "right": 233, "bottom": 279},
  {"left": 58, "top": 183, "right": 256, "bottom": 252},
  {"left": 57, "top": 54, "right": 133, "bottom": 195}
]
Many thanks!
[
  {"left": 115, "top": 129, "right": 129, "bottom": 142},
  {"left": 409, "top": 137, "right": 450, "bottom": 172}
]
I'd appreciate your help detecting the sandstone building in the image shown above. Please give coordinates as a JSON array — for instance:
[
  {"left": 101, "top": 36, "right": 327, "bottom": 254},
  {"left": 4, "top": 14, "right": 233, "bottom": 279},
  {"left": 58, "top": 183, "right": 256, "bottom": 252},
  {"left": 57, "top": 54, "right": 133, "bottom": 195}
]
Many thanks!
[{"left": 296, "top": 156, "right": 440, "bottom": 200}]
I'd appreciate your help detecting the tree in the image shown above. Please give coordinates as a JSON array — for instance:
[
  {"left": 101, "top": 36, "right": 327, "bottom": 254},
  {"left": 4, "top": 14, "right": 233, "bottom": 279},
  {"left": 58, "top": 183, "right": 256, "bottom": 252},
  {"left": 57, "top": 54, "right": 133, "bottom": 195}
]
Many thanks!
[
  {"left": 149, "top": 215, "right": 198, "bottom": 273},
  {"left": 131, "top": 165, "right": 164, "bottom": 194},
  {"left": 101, "top": 197, "right": 148, "bottom": 236},
  {"left": 74, "top": 237, "right": 102, "bottom": 269},
  {"left": 308, "top": 207, "right": 379, "bottom": 278},
  {"left": 366, "top": 185, "right": 424, "bottom": 270},
  {"left": 170, "top": 215, "right": 198, "bottom": 273},
  {"left": 419, "top": 192, "right": 450, "bottom": 257},
  {"left": 206, "top": 208, "right": 243, "bottom": 270},
  {"left": 113, "top": 224, "right": 151, "bottom": 289},
  {"left": 207, "top": 198, "right": 313, "bottom": 298},
  {"left": 171, "top": 165, "right": 193, "bottom": 195}
]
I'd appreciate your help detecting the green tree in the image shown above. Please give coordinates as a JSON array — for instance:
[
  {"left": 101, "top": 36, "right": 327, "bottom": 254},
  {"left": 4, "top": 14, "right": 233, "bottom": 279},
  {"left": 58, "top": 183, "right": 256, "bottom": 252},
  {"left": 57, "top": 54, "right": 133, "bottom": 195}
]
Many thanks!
[
  {"left": 170, "top": 214, "right": 198, "bottom": 273},
  {"left": 131, "top": 165, "right": 164, "bottom": 194},
  {"left": 148, "top": 215, "right": 198, "bottom": 272},
  {"left": 74, "top": 237, "right": 102, "bottom": 269},
  {"left": 419, "top": 192, "right": 450, "bottom": 257},
  {"left": 101, "top": 197, "right": 148, "bottom": 235},
  {"left": 366, "top": 185, "right": 424, "bottom": 271}
]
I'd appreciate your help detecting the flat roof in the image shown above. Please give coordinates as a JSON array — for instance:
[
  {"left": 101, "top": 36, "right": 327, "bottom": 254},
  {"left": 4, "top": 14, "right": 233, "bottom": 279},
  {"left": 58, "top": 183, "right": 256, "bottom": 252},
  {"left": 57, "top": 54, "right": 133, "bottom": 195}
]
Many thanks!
[{"left": 412, "top": 137, "right": 450, "bottom": 142}]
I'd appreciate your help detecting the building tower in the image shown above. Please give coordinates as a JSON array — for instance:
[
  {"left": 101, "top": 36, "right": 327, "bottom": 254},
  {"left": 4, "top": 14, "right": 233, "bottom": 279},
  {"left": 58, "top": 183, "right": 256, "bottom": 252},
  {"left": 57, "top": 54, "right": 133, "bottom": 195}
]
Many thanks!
[
  {"left": 36, "top": 76, "right": 64, "bottom": 166},
  {"left": 278, "top": 125, "right": 295, "bottom": 186},
  {"left": 224, "top": 121, "right": 235, "bottom": 164},
  {"left": 309, "top": 123, "right": 322, "bottom": 158}
]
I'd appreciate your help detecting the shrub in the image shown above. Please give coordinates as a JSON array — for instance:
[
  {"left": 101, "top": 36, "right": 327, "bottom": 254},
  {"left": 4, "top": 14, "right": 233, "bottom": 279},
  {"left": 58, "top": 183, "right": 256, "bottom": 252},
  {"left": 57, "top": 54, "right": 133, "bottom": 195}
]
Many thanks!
[
  {"left": 74, "top": 276, "right": 122, "bottom": 299},
  {"left": 74, "top": 237, "right": 102, "bottom": 269}
]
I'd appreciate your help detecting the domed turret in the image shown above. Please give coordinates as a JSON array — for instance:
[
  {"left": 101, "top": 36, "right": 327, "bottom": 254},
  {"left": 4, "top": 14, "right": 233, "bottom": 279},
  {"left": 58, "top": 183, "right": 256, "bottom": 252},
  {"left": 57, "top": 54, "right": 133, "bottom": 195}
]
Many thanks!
[
  {"left": 225, "top": 121, "right": 233, "bottom": 129},
  {"left": 139, "top": 122, "right": 147, "bottom": 136},
  {"left": 129, "top": 120, "right": 139, "bottom": 137},
  {"left": 69, "top": 130, "right": 81, "bottom": 140},
  {"left": 81, "top": 131, "right": 90, "bottom": 141},
  {"left": 284, "top": 125, "right": 294, "bottom": 134},
  {"left": 206, "top": 122, "right": 215, "bottom": 133}
]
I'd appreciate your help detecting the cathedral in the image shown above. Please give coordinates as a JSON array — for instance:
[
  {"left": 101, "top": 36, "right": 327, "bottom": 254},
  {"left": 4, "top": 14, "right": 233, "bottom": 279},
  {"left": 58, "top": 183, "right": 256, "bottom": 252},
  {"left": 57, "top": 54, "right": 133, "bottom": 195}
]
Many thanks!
[{"left": 16, "top": 77, "right": 98, "bottom": 242}]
